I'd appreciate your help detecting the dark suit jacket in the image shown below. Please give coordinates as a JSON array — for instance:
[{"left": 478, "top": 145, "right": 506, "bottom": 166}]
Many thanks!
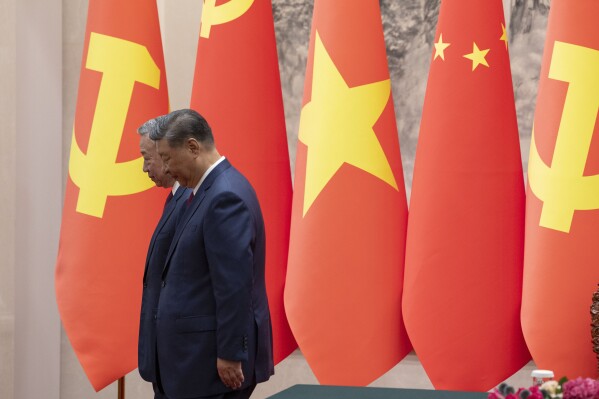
[
  {"left": 156, "top": 160, "right": 274, "bottom": 399},
  {"left": 138, "top": 186, "right": 190, "bottom": 383}
]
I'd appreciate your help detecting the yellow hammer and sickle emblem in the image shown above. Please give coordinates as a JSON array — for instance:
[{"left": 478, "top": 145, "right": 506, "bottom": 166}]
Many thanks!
[
  {"left": 528, "top": 41, "right": 599, "bottom": 233},
  {"left": 69, "top": 32, "right": 160, "bottom": 218},
  {"left": 200, "top": 0, "right": 254, "bottom": 38}
]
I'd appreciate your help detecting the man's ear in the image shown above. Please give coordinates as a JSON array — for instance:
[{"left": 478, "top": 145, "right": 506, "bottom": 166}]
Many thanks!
[{"left": 186, "top": 138, "right": 201, "bottom": 156}]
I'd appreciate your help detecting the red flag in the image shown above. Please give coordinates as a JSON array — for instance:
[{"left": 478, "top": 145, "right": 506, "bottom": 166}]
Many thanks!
[
  {"left": 190, "top": 0, "right": 296, "bottom": 363},
  {"left": 523, "top": 0, "right": 599, "bottom": 379},
  {"left": 55, "top": 0, "right": 169, "bottom": 390},
  {"left": 284, "top": 0, "right": 411, "bottom": 385},
  {"left": 403, "top": 0, "right": 530, "bottom": 390}
]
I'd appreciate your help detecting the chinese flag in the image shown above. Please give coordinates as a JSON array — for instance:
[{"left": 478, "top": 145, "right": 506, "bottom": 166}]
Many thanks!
[
  {"left": 55, "top": 0, "right": 169, "bottom": 390},
  {"left": 403, "top": 0, "right": 530, "bottom": 390},
  {"left": 190, "top": 0, "right": 296, "bottom": 363},
  {"left": 284, "top": 0, "right": 411, "bottom": 385},
  {"left": 523, "top": 0, "right": 599, "bottom": 379}
]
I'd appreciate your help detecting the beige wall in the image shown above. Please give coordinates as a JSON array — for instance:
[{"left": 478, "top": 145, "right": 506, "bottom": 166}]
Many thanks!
[
  {"left": 0, "top": 0, "right": 63, "bottom": 398},
  {"left": 15, "top": 0, "right": 63, "bottom": 395},
  {"left": 0, "top": 0, "right": 16, "bottom": 397},
  {"left": 0, "top": 0, "right": 540, "bottom": 398}
]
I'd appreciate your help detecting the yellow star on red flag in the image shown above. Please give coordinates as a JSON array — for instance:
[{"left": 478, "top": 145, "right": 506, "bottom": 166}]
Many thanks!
[
  {"left": 434, "top": 33, "right": 451, "bottom": 60},
  {"left": 298, "top": 31, "right": 398, "bottom": 216},
  {"left": 500, "top": 23, "right": 508, "bottom": 49},
  {"left": 463, "top": 42, "right": 490, "bottom": 70}
]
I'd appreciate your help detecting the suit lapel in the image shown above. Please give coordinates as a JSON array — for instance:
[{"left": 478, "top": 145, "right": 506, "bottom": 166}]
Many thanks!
[
  {"left": 142, "top": 187, "right": 186, "bottom": 284},
  {"left": 161, "top": 160, "right": 232, "bottom": 279}
]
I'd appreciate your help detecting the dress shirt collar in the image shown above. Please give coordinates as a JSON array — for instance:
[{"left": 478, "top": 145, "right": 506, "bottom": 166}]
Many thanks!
[
  {"left": 192, "top": 156, "right": 226, "bottom": 195},
  {"left": 172, "top": 181, "right": 181, "bottom": 195}
]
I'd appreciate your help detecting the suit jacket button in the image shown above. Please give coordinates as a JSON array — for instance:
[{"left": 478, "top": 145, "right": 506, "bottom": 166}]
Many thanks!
[
  {"left": 143, "top": 283, "right": 147, "bottom": 288},
  {"left": 161, "top": 281, "right": 166, "bottom": 287}
]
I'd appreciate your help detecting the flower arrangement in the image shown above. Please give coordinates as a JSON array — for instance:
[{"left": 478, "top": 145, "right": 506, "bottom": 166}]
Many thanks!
[
  {"left": 490, "top": 286, "right": 599, "bottom": 399},
  {"left": 489, "top": 377, "right": 599, "bottom": 399},
  {"left": 562, "top": 378, "right": 599, "bottom": 399}
]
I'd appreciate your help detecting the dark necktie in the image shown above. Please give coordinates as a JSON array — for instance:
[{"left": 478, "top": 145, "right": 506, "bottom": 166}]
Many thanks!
[
  {"left": 164, "top": 192, "right": 174, "bottom": 210},
  {"left": 186, "top": 192, "right": 195, "bottom": 208}
]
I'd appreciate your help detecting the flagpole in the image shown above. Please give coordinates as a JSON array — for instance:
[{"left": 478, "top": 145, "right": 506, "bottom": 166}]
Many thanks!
[{"left": 118, "top": 376, "right": 125, "bottom": 399}]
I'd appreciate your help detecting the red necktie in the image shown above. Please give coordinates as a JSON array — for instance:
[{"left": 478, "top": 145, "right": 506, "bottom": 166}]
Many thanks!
[{"left": 186, "top": 192, "right": 194, "bottom": 208}]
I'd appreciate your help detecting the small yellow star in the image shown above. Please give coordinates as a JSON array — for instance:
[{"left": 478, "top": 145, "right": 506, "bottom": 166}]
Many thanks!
[
  {"left": 433, "top": 33, "right": 451, "bottom": 61},
  {"left": 463, "top": 42, "right": 490, "bottom": 71},
  {"left": 500, "top": 23, "right": 508, "bottom": 50},
  {"left": 298, "top": 31, "right": 398, "bottom": 216}
]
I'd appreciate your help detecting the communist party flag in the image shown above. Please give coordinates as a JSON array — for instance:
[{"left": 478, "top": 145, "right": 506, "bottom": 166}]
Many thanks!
[
  {"left": 402, "top": 0, "right": 530, "bottom": 391},
  {"left": 55, "top": 0, "right": 168, "bottom": 390},
  {"left": 522, "top": 0, "right": 599, "bottom": 379},
  {"left": 284, "top": 0, "right": 411, "bottom": 385},
  {"left": 190, "top": 0, "right": 295, "bottom": 363}
]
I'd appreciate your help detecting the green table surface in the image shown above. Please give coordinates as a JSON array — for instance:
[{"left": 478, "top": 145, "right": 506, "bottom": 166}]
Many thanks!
[{"left": 267, "top": 384, "right": 488, "bottom": 399}]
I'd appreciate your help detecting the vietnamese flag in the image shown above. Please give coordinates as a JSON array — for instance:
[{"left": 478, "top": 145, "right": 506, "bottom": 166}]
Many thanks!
[
  {"left": 523, "top": 0, "right": 599, "bottom": 379},
  {"left": 402, "top": 0, "right": 530, "bottom": 391},
  {"left": 284, "top": 0, "right": 411, "bottom": 385},
  {"left": 55, "top": 0, "right": 169, "bottom": 391},
  {"left": 190, "top": 0, "right": 296, "bottom": 363}
]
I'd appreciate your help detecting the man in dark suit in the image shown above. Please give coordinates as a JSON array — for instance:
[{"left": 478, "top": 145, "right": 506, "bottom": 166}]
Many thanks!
[
  {"left": 149, "top": 109, "right": 274, "bottom": 399},
  {"left": 138, "top": 117, "right": 190, "bottom": 399}
]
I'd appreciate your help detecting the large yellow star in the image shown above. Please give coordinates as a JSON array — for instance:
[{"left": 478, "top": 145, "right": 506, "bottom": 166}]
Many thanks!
[
  {"left": 500, "top": 23, "right": 508, "bottom": 49},
  {"left": 434, "top": 33, "right": 450, "bottom": 61},
  {"left": 463, "top": 42, "right": 490, "bottom": 71},
  {"left": 298, "top": 31, "right": 398, "bottom": 217}
]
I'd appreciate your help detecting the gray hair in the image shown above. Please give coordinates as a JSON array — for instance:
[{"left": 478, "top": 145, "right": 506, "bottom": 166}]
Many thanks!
[
  {"left": 149, "top": 109, "right": 214, "bottom": 149},
  {"left": 137, "top": 117, "right": 160, "bottom": 137}
]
